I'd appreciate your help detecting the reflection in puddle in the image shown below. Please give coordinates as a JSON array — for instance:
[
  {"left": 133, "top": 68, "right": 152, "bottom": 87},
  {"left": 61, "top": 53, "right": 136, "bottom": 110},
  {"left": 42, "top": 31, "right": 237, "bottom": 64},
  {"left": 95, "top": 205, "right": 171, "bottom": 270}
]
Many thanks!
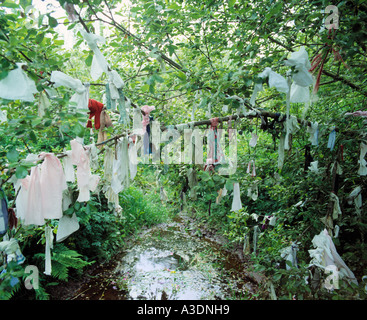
[
  {"left": 68, "top": 218, "right": 256, "bottom": 300},
  {"left": 114, "top": 223, "right": 246, "bottom": 300}
]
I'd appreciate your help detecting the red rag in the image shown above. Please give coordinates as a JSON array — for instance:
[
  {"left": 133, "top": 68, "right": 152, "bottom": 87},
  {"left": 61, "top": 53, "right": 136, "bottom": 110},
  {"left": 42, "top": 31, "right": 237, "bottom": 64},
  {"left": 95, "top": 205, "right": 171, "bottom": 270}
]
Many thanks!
[{"left": 87, "top": 99, "right": 104, "bottom": 130}]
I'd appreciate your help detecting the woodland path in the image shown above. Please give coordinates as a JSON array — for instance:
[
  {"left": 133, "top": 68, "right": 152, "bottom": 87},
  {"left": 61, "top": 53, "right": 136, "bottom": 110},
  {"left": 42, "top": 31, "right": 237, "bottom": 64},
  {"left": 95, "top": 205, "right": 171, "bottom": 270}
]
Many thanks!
[{"left": 50, "top": 212, "right": 262, "bottom": 300}]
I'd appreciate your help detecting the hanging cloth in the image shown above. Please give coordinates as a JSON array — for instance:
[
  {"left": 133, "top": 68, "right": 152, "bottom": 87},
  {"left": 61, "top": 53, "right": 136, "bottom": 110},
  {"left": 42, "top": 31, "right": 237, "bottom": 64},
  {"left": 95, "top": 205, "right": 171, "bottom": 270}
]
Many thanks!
[
  {"left": 44, "top": 225, "right": 53, "bottom": 275},
  {"left": 249, "top": 132, "right": 258, "bottom": 147},
  {"left": 16, "top": 166, "right": 43, "bottom": 226},
  {"left": 284, "top": 115, "right": 300, "bottom": 150},
  {"left": 128, "top": 137, "right": 138, "bottom": 181},
  {"left": 0, "top": 63, "right": 37, "bottom": 102},
  {"left": 70, "top": 139, "right": 100, "bottom": 202},
  {"left": 330, "top": 192, "right": 342, "bottom": 219},
  {"left": 253, "top": 225, "right": 261, "bottom": 254},
  {"left": 62, "top": 150, "right": 75, "bottom": 183},
  {"left": 250, "top": 67, "right": 289, "bottom": 106},
  {"left": 206, "top": 117, "right": 225, "bottom": 168},
  {"left": 284, "top": 46, "right": 313, "bottom": 104},
  {"left": 278, "top": 133, "right": 285, "bottom": 170},
  {"left": 87, "top": 99, "right": 104, "bottom": 130},
  {"left": 284, "top": 47, "right": 313, "bottom": 87},
  {"left": 307, "top": 122, "right": 319, "bottom": 146},
  {"left": 348, "top": 186, "right": 362, "bottom": 217},
  {"left": 0, "top": 238, "right": 25, "bottom": 265},
  {"left": 111, "top": 137, "right": 129, "bottom": 194},
  {"left": 141, "top": 105, "right": 155, "bottom": 133},
  {"left": 280, "top": 242, "right": 299, "bottom": 270},
  {"left": 0, "top": 188, "right": 9, "bottom": 236},
  {"left": 327, "top": 128, "right": 336, "bottom": 150},
  {"left": 38, "top": 152, "right": 68, "bottom": 220},
  {"left": 247, "top": 160, "right": 256, "bottom": 177},
  {"left": 259, "top": 67, "right": 289, "bottom": 93},
  {"left": 247, "top": 181, "right": 259, "bottom": 201},
  {"left": 80, "top": 29, "right": 109, "bottom": 81},
  {"left": 308, "top": 229, "right": 358, "bottom": 285},
  {"left": 50, "top": 71, "right": 89, "bottom": 109},
  {"left": 231, "top": 182, "right": 242, "bottom": 212},
  {"left": 358, "top": 142, "right": 367, "bottom": 176},
  {"left": 102, "top": 146, "right": 119, "bottom": 206},
  {"left": 38, "top": 90, "right": 51, "bottom": 117},
  {"left": 132, "top": 108, "right": 144, "bottom": 135},
  {"left": 56, "top": 213, "right": 79, "bottom": 242},
  {"left": 290, "top": 82, "right": 310, "bottom": 103}
]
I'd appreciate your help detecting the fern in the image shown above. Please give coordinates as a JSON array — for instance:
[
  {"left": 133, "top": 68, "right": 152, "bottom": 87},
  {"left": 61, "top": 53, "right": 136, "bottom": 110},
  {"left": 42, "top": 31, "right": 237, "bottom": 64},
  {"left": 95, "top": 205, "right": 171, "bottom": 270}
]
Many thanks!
[{"left": 34, "top": 243, "right": 93, "bottom": 281}]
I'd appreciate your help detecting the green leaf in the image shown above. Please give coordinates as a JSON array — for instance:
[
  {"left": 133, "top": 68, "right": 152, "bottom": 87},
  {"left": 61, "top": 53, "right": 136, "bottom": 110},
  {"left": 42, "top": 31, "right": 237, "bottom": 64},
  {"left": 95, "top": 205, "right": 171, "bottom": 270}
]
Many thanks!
[
  {"left": 29, "top": 130, "right": 37, "bottom": 144},
  {"left": 85, "top": 54, "right": 93, "bottom": 67},
  {"left": 73, "top": 122, "right": 85, "bottom": 137},
  {"left": 35, "top": 32, "right": 45, "bottom": 44},
  {"left": 6, "top": 148, "right": 19, "bottom": 163},
  {"left": 1, "top": 1, "right": 19, "bottom": 8},
  {"left": 48, "top": 15, "right": 58, "bottom": 28},
  {"left": 15, "top": 166, "right": 28, "bottom": 179}
]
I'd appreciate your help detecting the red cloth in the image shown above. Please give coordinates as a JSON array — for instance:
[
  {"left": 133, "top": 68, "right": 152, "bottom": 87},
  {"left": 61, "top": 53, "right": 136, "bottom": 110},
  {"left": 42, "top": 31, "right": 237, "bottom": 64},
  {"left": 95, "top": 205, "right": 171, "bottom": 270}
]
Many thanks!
[{"left": 87, "top": 99, "right": 104, "bottom": 129}]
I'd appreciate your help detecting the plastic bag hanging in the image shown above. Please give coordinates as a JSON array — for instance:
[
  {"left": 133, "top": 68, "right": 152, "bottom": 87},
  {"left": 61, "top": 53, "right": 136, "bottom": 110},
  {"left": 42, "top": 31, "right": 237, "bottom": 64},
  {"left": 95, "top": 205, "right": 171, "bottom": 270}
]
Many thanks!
[
  {"left": 231, "top": 182, "right": 242, "bottom": 212},
  {"left": 0, "top": 63, "right": 38, "bottom": 102}
]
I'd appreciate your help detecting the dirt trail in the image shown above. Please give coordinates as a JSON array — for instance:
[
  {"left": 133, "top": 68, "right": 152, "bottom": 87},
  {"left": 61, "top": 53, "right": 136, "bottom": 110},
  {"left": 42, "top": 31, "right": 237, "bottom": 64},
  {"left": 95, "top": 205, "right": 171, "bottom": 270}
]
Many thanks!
[{"left": 50, "top": 213, "right": 262, "bottom": 300}]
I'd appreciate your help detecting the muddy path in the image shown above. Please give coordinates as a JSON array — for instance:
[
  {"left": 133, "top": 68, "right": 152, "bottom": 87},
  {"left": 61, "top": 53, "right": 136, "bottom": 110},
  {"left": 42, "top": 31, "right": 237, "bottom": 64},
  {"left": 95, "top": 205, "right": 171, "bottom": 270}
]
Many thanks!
[{"left": 50, "top": 213, "right": 263, "bottom": 300}]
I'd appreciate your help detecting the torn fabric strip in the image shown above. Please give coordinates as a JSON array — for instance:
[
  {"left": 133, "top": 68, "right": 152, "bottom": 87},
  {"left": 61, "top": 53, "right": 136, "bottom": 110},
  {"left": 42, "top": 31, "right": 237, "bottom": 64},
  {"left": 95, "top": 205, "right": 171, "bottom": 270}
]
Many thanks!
[{"left": 44, "top": 225, "right": 53, "bottom": 275}]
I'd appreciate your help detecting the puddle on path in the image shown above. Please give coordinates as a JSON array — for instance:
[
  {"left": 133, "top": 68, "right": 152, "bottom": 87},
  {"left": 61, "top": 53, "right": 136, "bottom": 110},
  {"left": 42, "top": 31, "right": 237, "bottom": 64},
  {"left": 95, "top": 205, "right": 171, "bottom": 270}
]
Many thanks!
[{"left": 66, "top": 217, "right": 257, "bottom": 300}]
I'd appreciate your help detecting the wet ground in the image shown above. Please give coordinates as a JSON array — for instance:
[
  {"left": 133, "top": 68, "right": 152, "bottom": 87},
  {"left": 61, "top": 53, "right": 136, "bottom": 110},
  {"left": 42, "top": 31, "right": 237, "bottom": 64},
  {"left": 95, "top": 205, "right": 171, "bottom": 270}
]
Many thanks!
[{"left": 52, "top": 213, "right": 261, "bottom": 300}]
